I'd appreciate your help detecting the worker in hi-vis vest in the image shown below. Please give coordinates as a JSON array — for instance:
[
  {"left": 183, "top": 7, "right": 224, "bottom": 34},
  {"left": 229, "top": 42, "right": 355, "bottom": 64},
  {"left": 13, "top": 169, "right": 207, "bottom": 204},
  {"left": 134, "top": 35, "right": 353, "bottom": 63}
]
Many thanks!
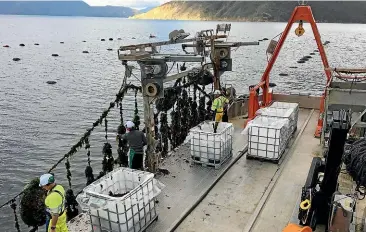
[
  {"left": 211, "top": 90, "right": 229, "bottom": 133},
  {"left": 39, "top": 173, "right": 68, "bottom": 232}
]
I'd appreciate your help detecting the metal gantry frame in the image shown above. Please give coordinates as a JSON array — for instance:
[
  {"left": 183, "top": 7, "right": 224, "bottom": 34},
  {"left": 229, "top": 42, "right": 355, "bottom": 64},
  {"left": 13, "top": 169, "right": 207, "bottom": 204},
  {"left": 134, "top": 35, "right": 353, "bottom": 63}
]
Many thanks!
[
  {"left": 244, "top": 4, "right": 332, "bottom": 139},
  {"left": 118, "top": 24, "right": 259, "bottom": 172},
  {"left": 321, "top": 68, "right": 366, "bottom": 146}
]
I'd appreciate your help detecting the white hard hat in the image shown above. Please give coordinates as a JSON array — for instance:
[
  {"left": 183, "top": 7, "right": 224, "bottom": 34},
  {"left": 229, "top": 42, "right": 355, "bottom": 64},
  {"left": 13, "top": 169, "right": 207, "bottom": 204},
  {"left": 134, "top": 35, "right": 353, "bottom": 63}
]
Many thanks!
[
  {"left": 125, "top": 121, "right": 135, "bottom": 129},
  {"left": 214, "top": 90, "right": 221, "bottom": 94},
  {"left": 39, "top": 173, "right": 54, "bottom": 187}
]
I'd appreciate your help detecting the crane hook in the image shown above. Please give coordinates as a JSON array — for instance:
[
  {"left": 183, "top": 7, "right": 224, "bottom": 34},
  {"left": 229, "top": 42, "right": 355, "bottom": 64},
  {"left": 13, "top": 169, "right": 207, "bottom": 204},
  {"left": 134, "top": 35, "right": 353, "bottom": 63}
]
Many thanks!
[{"left": 295, "top": 20, "right": 305, "bottom": 37}]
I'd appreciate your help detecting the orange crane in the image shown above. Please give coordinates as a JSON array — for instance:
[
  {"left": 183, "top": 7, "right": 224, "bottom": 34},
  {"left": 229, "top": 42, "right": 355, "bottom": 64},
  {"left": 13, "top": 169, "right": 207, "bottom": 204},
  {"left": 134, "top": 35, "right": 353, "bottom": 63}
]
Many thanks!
[{"left": 245, "top": 3, "right": 331, "bottom": 138}]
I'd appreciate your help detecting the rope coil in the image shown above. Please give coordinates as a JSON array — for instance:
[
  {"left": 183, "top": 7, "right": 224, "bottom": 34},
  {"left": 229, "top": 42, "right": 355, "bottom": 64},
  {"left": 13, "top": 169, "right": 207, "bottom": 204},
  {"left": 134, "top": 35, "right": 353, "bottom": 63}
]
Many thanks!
[{"left": 343, "top": 138, "right": 366, "bottom": 199}]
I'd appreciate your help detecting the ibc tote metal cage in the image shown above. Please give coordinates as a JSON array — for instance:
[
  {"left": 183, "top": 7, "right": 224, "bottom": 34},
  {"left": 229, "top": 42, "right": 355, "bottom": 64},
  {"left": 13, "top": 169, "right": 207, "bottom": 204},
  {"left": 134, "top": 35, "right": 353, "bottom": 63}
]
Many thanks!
[
  {"left": 77, "top": 168, "right": 159, "bottom": 232},
  {"left": 246, "top": 117, "right": 291, "bottom": 163},
  {"left": 190, "top": 121, "right": 234, "bottom": 169}
]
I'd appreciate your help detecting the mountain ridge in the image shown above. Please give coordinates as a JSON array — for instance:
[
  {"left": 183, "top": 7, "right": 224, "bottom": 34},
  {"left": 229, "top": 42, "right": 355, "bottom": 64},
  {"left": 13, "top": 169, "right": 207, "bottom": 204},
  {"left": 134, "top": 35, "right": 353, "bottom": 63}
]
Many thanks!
[
  {"left": 0, "top": 1, "right": 136, "bottom": 17},
  {"left": 132, "top": 1, "right": 366, "bottom": 23}
]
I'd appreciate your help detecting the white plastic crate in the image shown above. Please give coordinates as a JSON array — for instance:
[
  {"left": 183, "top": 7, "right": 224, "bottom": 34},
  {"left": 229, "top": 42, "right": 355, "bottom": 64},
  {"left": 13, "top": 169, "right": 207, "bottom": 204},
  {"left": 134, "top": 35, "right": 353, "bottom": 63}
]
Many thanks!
[
  {"left": 247, "top": 116, "right": 291, "bottom": 161},
  {"left": 190, "top": 121, "right": 233, "bottom": 168},
  {"left": 76, "top": 168, "right": 164, "bottom": 232},
  {"left": 256, "top": 106, "right": 298, "bottom": 135}
]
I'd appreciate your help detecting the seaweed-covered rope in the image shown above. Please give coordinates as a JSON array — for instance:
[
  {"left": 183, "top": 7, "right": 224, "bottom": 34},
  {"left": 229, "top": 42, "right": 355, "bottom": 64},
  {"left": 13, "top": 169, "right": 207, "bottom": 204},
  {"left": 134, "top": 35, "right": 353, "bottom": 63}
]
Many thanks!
[{"left": 0, "top": 83, "right": 141, "bottom": 210}]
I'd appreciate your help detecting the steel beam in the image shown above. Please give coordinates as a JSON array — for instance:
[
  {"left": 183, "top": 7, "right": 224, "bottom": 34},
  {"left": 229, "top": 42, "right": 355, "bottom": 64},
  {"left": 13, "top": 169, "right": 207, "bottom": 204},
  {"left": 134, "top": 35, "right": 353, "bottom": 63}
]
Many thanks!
[
  {"left": 182, "top": 41, "right": 259, "bottom": 48},
  {"left": 119, "top": 35, "right": 227, "bottom": 51},
  {"left": 150, "top": 55, "right": 204, "bottom": 63}
]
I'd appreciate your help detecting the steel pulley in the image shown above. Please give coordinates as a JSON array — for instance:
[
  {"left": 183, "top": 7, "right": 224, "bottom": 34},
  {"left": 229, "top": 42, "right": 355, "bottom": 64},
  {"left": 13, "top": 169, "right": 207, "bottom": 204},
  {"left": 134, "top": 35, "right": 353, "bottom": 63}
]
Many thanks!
[{"left": 145, "top": 82, "right": 161, "bottom": 97}]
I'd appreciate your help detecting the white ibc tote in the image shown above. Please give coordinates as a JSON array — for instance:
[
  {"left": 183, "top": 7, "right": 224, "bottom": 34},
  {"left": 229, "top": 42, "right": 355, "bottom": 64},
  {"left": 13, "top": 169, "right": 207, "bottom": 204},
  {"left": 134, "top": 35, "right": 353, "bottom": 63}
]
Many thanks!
[
  {"left": 190, "top": 121, "right": 233, "bottom": 168},
  {"left": 246, "top": 116, "right": 291, "bottom": 160},
  {"left": 76, "top": 168, "right": 165, "bottom": 232}
]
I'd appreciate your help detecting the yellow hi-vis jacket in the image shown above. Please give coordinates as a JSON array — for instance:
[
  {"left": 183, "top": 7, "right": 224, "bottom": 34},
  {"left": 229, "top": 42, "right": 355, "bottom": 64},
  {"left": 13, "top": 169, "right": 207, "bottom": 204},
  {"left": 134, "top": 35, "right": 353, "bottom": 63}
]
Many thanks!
[
  {"left": 211, "top": 96, "right": 229, "bottom": 113},
  {"left": 45, "top": 184, "right": 68, "bottom": 232}
]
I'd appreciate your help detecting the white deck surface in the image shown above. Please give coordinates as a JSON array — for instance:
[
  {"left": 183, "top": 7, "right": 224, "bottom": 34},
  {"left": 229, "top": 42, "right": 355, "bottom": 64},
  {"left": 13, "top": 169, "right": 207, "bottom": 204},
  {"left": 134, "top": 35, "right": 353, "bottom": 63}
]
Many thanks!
[{"left": 175, "top": 109, "right": 320, "bottom": 232}]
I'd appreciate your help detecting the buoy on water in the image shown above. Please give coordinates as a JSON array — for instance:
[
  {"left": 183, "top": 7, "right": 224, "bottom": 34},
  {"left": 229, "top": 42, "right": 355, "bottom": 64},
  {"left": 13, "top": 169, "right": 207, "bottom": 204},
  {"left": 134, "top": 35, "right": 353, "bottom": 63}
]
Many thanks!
[
  {"left": 19, "top": 44, "right": 25, "bottom": 47},
  {"left": 13, "top": 58, "right": 21, "bottom": 61},
  {"left": 269, "top": 83, "right": 277, "bottom": 87},
  {"left": 82, "top": 51, "right": 89, "bottom": 53},
  {"left": 3, "top": 45, "right": 10, "bottom": 48},
  {"left": 109, "top": 38, "right": 113, "bottom": 41},
  {"left": 279, "top": 73, "right": 289, "bottom": 76},
  {"left": 51, "top": 54, "right": 59, "bottom": 57},
  {"left": 46, "top": 81, "right": 57, "bottom": 85},
  {"left": 107, "top": 48, "right": 113, "bottom": 51}
]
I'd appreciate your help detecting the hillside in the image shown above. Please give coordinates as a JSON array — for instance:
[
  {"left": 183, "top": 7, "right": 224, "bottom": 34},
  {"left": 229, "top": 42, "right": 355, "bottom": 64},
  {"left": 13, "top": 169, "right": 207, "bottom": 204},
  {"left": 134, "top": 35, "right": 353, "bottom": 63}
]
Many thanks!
[
  {"left": 0, "top": 1, "right": 135, "bottom": 17},
  {"left": 132, "top": 1, "right": 366, "bottom": 23}
]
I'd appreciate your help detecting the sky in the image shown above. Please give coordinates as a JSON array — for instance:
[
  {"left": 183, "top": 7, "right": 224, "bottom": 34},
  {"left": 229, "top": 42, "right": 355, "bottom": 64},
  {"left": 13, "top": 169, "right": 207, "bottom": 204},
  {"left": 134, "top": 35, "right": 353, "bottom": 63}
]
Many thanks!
[{"left": 83, "top": 0, "right": 170, "bottom": 8}]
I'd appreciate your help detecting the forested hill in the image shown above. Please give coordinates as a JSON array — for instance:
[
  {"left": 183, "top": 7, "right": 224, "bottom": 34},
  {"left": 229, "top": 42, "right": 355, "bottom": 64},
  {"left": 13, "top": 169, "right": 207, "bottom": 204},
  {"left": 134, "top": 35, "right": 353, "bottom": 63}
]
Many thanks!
[{"left": 132, "top": 1, "right": 366, "bottom": 23}]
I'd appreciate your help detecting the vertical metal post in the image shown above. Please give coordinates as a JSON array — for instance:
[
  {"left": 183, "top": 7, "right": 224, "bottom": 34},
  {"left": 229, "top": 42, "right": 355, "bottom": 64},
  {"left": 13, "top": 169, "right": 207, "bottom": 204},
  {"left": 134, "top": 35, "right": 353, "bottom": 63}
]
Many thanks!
[
  {"left": 361, "top": 111, "right": 366, "bottom": 137},
  {"left": 140, "top": 69, "right": 157, "bottom": 173},
  {"left": 211, "top": 38, "right": 220, "bottom": 90}
]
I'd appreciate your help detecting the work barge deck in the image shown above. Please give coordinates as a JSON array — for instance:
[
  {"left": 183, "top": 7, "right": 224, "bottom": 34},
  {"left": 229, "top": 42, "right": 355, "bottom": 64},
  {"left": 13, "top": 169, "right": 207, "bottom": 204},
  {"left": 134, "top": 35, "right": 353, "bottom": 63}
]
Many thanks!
[
  {"left": 143, "top": 94, "right": 317, "bottom": 232},
  {"left": 143, "top": 93, "right": 365, "bottom": 232},
  {"left": 68, "top": 5, "right": 366, "bottom": 231},
  {"left": 70, "top": 94, "right": 330, "bottom": 232},
  {"left": 70, "top": 93, "right": 366, "bottom": 232}
]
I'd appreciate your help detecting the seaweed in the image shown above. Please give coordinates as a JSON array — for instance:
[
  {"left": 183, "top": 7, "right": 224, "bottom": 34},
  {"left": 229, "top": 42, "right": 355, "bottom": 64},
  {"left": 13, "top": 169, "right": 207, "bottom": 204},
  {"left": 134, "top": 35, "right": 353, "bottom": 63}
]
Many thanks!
[
  {"left": 20, "top": 178, "right": 47, "bottom": 227},
  {"left": 160, "top": 112, "right": 170, "bottom": 157},
  {"left": 155, "top": 87, "right": 180, "bottom": 112}
]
